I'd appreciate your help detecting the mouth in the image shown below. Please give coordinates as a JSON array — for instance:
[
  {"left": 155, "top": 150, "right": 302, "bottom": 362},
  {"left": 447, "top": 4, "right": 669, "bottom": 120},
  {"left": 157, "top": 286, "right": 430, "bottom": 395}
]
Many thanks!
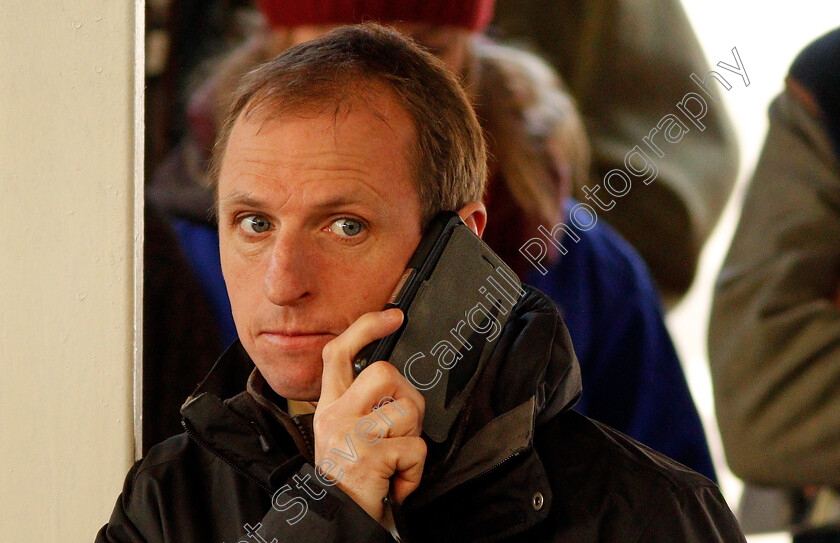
[{"left": 258, "top": 330, "right": 336, "bottom": 351}]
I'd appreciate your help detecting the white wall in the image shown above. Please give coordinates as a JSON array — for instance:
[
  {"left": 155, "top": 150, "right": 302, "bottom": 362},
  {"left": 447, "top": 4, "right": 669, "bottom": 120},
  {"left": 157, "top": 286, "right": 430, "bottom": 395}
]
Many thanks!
[{"left": 0, "top": 1, "right": 141, "bottom": 539}]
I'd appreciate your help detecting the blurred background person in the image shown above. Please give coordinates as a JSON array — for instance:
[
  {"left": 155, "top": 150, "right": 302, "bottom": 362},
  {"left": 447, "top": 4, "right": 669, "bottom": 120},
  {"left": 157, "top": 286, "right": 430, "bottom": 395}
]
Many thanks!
[
  {"left": 493, "top": 0, "right": 740, "bottom": 303},
  {"left": 147, "top": 0, "right": 741, "bottom": 304},
  {"left": 709, "top": 27, "right": 840, "bottom": 542},
  {"left": 142, "top": 0, "right": 716, "bottom": 481}
]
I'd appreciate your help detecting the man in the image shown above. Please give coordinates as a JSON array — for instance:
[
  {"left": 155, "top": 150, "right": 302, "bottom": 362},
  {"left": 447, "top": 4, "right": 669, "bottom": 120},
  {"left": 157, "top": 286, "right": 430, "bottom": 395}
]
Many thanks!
[
  {"left": 147, "top": 0, "right": 716, "bottom": 481},
  {"left": 99, "top": 25, "right": 743, "bottom": 541}
]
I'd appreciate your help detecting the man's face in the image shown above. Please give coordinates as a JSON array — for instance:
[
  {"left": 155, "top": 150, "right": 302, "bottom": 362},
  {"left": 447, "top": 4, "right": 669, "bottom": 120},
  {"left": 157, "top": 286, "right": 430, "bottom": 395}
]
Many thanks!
[{"left": 217, "top": 87, "right": 423, "bottom": 401}]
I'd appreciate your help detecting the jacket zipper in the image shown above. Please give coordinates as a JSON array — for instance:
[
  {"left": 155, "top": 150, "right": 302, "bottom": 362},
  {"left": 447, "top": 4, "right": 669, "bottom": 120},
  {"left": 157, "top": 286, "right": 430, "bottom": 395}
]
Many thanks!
[
  {"left": 250, "top": 420, "right": 272, "bottom": 453},
  {"left": 457, "top": 448, "right": 525, "bottom": 491},
  {"left": 181, "top": 418, "right": 273, "bottom": 494},
  {"left": 290, "top": 416, "right": 315, "bottom": 460}
]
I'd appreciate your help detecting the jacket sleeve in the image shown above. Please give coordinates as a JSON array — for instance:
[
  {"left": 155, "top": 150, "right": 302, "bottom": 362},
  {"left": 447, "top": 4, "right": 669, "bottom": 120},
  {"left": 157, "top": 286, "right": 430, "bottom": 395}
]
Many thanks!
[
  {"left": 708, "top": 86, "right": 840, "bottom": 486},
  {"left": 243, "top": 464, "right": 397, "bottom": 543},
  {"left": 95, "top": 461, "right": 396, "bottom": 543},
  {"left": 493, "top": 0, "right": 740, "bottom": 300},
  {"left": 637, "top": 484, "right": 746, "bottom": 543}
]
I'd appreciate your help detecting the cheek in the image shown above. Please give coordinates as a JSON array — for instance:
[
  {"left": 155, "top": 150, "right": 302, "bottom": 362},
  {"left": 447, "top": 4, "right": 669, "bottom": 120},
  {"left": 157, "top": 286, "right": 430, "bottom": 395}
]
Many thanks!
[
  {"left": 219, "top": 239, "right": 239, "bottom": 289},
  {"left": 219, "top": 239, "right": 260, "bottom": 309},
  {"left": 356, "top": 241, "right": 419, "bottom": 305},
  {"left": 322, "top": 251, "right": 401, "bottom": 311}
]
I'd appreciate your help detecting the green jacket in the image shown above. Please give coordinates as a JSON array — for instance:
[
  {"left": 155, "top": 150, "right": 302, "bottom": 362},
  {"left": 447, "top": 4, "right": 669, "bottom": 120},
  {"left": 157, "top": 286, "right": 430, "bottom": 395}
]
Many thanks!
[{"left": 709, "top": 27, "right": 840, "bottom": 534}]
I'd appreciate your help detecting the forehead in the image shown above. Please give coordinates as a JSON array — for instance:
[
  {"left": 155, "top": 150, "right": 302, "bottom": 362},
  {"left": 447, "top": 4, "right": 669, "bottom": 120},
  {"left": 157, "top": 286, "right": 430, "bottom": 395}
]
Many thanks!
[{"left": 218, "top": 84, "right": 420, "bottom": 214}]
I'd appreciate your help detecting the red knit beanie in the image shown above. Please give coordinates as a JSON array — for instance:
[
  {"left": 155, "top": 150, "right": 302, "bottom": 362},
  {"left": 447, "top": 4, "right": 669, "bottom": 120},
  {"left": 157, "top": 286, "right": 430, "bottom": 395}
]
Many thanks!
[{"left": 257, "top": 0, "right": 496, "bottom": 32}]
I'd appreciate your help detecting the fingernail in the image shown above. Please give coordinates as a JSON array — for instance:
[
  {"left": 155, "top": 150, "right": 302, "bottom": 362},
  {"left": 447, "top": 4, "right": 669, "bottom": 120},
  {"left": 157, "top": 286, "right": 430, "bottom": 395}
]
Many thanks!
[{"left": 384, "top": 308, "right": 402, "bottom": 321}]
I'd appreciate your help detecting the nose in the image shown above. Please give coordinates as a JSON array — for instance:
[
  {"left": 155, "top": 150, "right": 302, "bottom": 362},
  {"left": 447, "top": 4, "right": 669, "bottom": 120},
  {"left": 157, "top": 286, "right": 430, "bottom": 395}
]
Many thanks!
[{"left": 262, "top": 231, "right": 314, "bottom": 306}]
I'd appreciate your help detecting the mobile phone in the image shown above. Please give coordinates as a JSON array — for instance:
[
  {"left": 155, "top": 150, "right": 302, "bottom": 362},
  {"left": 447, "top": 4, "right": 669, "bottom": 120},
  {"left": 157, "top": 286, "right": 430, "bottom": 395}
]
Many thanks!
[{"left": 353, "top": 211, "right": 524, "bottom": 442}]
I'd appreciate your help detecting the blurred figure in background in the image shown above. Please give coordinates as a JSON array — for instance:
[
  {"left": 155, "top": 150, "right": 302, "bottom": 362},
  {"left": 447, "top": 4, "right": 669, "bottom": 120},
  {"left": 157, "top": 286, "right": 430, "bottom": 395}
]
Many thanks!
[
  {"left": 148, "top": 0, "right": 741, "bottom": 303},
  {"left": 145, "top": 0, "right": 716, "bottom": 479},
  {"left": 709, "top": 27, "right": 840, "bottom": 542},
  {"left": 493, "top": 0, "right": 740, "bottom": 303}
]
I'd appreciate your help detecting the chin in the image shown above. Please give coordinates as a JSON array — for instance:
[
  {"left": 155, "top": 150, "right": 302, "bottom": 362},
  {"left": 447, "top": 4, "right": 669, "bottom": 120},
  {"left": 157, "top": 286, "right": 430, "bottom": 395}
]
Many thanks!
[{"left": 257, "top": 357, "right": 323, "bottom": 402}]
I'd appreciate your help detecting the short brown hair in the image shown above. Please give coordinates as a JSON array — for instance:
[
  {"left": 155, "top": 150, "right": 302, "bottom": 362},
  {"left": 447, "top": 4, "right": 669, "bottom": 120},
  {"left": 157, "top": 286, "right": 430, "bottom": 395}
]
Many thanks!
[{"left": 210, "top": 23, "right": 487, "bottom": 227}]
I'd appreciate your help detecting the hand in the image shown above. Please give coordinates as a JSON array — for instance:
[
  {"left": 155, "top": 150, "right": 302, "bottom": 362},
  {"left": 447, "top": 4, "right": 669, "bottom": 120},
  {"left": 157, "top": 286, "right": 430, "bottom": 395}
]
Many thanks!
[{"left": 313, "top": 308, "right": 427, "bottom": 525}]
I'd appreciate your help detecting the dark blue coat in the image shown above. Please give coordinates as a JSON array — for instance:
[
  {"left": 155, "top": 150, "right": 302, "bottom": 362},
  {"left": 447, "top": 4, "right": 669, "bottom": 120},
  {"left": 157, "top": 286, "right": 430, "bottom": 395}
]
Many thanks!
[{"left": 527, "top": 200, "right": 715, "bottom": 480}]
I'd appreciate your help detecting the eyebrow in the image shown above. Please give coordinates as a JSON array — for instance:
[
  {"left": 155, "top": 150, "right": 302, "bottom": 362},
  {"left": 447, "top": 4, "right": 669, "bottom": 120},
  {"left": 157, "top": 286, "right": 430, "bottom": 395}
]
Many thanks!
[
  {"left": 310, "top": 196, "right": 370, "bottom": 212},
  {"left": 218, "top": 192, "right": 264, "bottom": 210},
  {"left": 218, "top": 191, "right": 374, "bottom": 214}
]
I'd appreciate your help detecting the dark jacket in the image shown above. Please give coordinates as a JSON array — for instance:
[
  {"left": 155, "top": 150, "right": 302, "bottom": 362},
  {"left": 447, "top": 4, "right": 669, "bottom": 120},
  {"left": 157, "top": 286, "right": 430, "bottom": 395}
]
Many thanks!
[{"left": 98, "top": 286, "right": 744, "bottom": 542}]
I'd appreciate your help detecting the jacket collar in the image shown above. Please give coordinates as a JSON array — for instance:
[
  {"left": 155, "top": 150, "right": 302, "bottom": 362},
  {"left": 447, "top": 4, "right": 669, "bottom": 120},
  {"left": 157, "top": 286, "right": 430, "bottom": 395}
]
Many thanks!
[{"left": 406, "top": 284, "right": 580, "bottom": 508}]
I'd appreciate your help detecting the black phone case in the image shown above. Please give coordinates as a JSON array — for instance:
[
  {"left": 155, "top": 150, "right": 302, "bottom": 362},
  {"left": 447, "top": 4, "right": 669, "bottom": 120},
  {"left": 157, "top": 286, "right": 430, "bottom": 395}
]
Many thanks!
[{"left": 353, "top": 211, "right": 524, "bottom": 442}]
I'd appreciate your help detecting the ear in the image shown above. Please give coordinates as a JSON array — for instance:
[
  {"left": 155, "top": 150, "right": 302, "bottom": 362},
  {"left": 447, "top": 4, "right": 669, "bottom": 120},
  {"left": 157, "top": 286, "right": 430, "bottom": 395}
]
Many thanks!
[{"left": 456, "top": 200, "right": 487, "bottom": 238}]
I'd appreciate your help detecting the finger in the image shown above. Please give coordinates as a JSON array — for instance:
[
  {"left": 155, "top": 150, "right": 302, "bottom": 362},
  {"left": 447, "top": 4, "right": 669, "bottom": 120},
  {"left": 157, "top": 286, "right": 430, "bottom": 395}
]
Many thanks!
[
  {"left": 351, "top": 361, "right": 425, "bottom": 424},
  {"left": 382, "top": 436, "right": 427, "bottom": 504},
  {"left": 369, "top": 398, "right": 422, "bottom": 438},
  {"left": 319, "top": 309, "right": 403, "bottom": 405}
]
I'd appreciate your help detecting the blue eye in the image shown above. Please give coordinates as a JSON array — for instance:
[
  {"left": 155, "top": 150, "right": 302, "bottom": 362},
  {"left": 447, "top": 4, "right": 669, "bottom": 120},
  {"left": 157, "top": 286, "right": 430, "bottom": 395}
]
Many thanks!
[
  {"left": 330, "top": 218, "right": 364, "bottom": 237},
  {"left": 239, "top": 215, "right": 272, "bottom": 234}
]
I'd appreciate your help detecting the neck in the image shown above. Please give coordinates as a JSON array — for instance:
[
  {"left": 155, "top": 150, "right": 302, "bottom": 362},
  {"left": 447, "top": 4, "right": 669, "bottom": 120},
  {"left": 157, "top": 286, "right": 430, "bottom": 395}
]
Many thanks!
[{"left": 287, "top": 399, "right": 317, "bottom": 416}]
